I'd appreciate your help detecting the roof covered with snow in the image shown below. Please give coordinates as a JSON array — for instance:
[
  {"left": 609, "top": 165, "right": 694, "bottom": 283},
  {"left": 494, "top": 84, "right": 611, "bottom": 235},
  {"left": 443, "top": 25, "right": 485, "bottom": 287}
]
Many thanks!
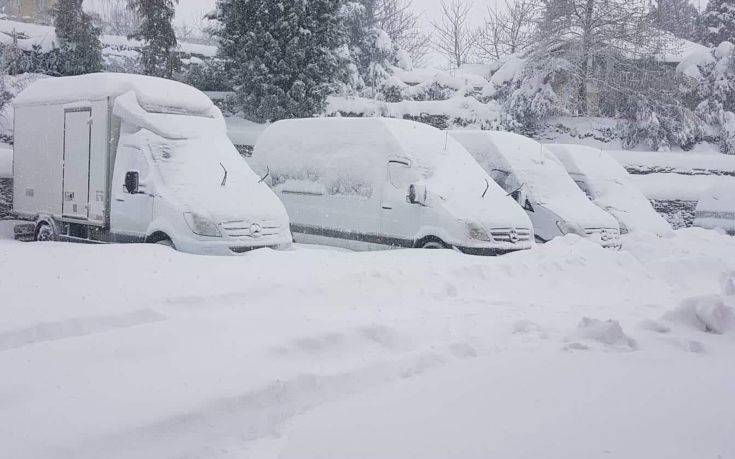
[
  {"left": 14, "top": 73, "right": 218, "bottom": 117},
  {"left": 0, "top": 18, "right": 217, "bottom": 56}
]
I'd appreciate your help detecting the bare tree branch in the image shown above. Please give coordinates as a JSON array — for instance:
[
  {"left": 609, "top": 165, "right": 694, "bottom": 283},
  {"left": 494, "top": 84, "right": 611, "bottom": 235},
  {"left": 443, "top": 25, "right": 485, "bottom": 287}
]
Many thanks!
[{"left": 431, "top": 0, "right": 479, "bottom": 68}]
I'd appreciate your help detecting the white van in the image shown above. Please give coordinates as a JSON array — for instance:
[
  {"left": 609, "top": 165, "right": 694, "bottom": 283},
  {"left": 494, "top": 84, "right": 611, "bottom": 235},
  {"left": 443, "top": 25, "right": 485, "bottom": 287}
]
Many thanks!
[
  {"left": 450, "top": 131, "right": 622, "bottom": 248},
  {"left": 694, "top": 182, "right": 735, "bottom": 235},
  {"left": 252, "top": 118, "right": 534, "bottom": 254},
  {"left": 547, "top": 144, "right": 671, "bottom": 236},
  {"left": 12, "top": 73, "right": 291, "bottom": 254}
]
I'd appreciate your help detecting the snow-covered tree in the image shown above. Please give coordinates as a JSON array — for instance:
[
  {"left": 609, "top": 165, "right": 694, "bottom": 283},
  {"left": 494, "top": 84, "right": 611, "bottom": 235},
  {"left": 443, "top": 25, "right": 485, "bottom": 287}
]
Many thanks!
[
  {"left": 678, "top": 42, "right": 735, "bottom": 153},
  {"left": 213, "top": 0, "right": 346, "bottom": 122},
  {"left": 653, "top": 0, "right": 700, "bottom": 42},
  {"left": 127, "top": 0, "right": 179, "bottom": 78},
  {"left": 431, "top": 0, "right": 479, "bottom": 68},
  {"left": 700, "top": 0, "right": 735, "bottom": 47},
  {"left": 340, "top": 1, "right": 397, "bottom": 95},
  {"left": 534, "top": 0, "right": 665, "bottom": 115},
  {"left": 53, "top": 0, "right": 103, "bottom": 75}
]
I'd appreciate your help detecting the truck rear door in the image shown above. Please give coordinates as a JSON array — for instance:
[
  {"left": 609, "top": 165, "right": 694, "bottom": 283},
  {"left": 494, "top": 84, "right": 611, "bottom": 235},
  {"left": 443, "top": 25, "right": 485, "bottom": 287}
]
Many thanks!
[{"left": 62, "top": 109, "right": 92, "bottom": 220}]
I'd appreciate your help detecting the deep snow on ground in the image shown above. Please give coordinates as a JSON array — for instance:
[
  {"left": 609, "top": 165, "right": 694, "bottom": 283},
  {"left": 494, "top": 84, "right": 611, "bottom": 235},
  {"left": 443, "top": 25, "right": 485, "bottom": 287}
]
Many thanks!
[{"left": 0, "top": 228, "right": 734, "bottom": 459}]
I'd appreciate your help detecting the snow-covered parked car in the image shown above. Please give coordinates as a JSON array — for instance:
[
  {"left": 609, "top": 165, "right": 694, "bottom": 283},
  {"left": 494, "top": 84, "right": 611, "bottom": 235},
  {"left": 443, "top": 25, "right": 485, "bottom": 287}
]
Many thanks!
[
  {"left": 450, "top": 131, "right": 622, "bottom": 248},
  {"left": 546, "top": 144, "right": 672, "bottom": 236},
  {"left": 694, "top": 182, "right": 735, "bottom": 235},
  {"left": 251, "top": 117, "right": 534, "bottom": 254},
  {"left": 12, "top": 73, "right": 292, "bottom": 254}
]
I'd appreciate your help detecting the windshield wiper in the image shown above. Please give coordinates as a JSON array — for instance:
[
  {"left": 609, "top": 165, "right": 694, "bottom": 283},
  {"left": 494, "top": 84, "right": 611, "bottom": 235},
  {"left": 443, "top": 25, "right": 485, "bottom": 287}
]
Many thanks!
[
  {"left": 258, "top": 166, "right": 270, "bottom": 184},
  {"left": 220, "top": 163, "right": 228, "bottom": 187},
  {"left": 482, "top": 178, "right": 489, "bottom": 198}
]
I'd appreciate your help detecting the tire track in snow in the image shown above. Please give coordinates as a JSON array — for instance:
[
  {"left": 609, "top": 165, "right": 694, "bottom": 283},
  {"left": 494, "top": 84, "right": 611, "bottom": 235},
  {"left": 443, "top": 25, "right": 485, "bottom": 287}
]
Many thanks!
[
  {"left": 0, "top": 309, "right": 167, "bottom": 351},
  {"left": 62, "top": 343, "right": 481, "bottom": 459}
]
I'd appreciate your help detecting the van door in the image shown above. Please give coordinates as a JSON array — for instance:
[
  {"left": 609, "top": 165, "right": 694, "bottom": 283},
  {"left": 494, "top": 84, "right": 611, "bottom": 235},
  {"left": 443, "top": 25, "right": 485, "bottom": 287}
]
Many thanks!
[
  {"left": 380, "top": 160, "right": 420, "bottom": 247},
  {"left": 62, "top": 109, "right": 92, "bottom": 219},
  {"left": 110, "top": 146, "right": 154, "bottom": 240}
]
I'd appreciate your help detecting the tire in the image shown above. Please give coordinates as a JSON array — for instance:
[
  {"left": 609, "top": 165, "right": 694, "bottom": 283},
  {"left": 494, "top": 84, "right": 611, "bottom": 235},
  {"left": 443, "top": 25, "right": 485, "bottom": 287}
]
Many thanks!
[
  {"left": 417, "top": 237, "right": 449, "bottom": 250},
  {"left": 155, "top": 239, "right": 175, "bottom": 250},
  {"left": 36, "top": 222, "right": 56, "bottom": 242}
]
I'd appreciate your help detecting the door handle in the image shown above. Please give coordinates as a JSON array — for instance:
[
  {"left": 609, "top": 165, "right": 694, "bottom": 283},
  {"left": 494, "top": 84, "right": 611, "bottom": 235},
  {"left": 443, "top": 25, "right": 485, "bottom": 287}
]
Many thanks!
[
  {"left": 115, "top": 198, "right": 125, "bottom": 202},
  {"left": 382, "top": 205, "right": 393, "bottom": 210}
]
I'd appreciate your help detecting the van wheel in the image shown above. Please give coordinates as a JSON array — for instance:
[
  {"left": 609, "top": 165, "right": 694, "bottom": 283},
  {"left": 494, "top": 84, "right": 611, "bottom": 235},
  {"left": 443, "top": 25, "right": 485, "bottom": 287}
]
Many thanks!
[
  {"left": 417, "top": 237, "right": 448, "bottom": 249},
  {"left": 155, "top": 239, "right": 175, "bottom": 250},
  {"left": 36, "top": 222, "right": 56, "bottom": 242}
]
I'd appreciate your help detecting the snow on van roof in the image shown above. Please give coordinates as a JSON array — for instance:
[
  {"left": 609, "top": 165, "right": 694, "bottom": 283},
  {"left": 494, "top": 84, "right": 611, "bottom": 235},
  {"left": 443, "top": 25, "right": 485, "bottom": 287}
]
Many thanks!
[
  {"left": 14, "top": 73, "right": 217, "bottom": 117},
  {"left": 547, "top": 144, "right": 671, "bottom": 234}
]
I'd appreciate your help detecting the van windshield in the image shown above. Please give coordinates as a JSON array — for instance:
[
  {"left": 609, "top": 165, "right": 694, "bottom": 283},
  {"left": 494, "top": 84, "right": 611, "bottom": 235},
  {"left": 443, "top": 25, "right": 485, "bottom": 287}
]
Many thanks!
[{"left": 149, "top": 133, "right": 259, "bottom": 193}]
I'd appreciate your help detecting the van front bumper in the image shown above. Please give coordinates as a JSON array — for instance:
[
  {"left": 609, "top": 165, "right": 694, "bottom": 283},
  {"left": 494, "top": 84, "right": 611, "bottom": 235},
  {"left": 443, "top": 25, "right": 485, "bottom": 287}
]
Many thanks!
[{"left": 175, "top": 234, "right": 293, "bottom": 256}]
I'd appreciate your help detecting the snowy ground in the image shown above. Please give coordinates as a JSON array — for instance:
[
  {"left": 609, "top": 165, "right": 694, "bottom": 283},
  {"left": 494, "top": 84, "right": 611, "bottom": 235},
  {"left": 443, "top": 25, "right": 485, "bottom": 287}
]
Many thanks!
[{"left": 1, "top": 223, "right": 734, "bottom": 459}]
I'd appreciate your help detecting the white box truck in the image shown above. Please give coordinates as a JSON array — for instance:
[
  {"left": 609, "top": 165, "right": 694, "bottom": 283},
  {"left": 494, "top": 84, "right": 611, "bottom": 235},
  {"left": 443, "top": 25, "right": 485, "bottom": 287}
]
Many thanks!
[
  {"left": 12, "top": 73, "right": 292, "bottom": 254},
  {"left": 251, "top": 117, "right": 534, "bottom": 255}
]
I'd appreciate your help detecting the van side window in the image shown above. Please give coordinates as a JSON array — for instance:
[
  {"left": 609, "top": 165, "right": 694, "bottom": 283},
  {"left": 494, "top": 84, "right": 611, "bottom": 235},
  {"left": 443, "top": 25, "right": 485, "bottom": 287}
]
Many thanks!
[{"left": 387, "top": 160, "right": 411, "bottom": 190}]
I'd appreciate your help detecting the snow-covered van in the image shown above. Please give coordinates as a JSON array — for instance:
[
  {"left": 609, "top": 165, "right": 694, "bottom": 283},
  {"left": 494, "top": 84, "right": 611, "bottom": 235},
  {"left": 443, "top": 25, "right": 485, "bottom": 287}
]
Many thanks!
[
  {"left": 694, "top": 182, "right": 735, "bottom": 235},
  {"left": 251, "top": 118, "right": 534, "bottom": 254},
  {"left": 12, "top": 73, "right": 291, "bottom": 254},
  {"left": 546, "top": 144, "right": 671, "bottom": 236},
  {"left": 450, "top": 131, "right": 622, "bottom": 248}
]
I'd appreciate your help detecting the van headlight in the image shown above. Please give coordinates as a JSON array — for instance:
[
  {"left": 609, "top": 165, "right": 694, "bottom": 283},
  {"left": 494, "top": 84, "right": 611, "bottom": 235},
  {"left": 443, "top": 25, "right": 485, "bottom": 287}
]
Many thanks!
[
  {"left": 466, "top": 222, "right": 492, "bottom": 242},
  {"left": 184, "top": 212, "right": 221, "bottom": 237},
  {"left": 556, "top": 220, "right": 585, "bottom": 236}
]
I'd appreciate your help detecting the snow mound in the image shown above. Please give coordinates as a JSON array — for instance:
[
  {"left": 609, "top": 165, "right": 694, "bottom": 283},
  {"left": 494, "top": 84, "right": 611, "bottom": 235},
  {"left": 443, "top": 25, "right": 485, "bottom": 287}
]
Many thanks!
[
  {"left": 667, "top": 295, "right": 735, "bottom": 335},
  {"left": 574, "top": 317, "right": 637, "bottom": 350}
]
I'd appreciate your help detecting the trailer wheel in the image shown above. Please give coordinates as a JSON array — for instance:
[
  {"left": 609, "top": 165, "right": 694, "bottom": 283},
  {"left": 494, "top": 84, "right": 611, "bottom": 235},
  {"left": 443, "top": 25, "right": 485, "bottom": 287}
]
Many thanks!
[
  {"left": 416, "top": 236, "right": 448, "bottom": 249},
  {"left": 36, "top": 222, "right": 56, "bottom": 242}
]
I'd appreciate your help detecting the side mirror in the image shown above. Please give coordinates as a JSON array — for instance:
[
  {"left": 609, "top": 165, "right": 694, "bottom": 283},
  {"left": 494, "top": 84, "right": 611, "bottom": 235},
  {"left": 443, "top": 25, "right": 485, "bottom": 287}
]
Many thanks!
[
  {"left": 124, "top": 171, "right": 140, "bottom": 194},
  {"left": 408, "top": 184, "right": 427, "bottom": 206}
]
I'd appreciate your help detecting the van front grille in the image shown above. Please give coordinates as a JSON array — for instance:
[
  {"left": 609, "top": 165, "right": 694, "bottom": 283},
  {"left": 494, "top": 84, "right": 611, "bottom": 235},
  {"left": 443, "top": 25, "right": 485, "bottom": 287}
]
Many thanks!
[
  {"left": 585, "top": 228, "right": 620, "bottom": 241},
  {"left": 221, "top": 220, "right": 281, "bottom": 239},
  {"left": 490, "top": 228, "right": 532, "bottom": 243}
]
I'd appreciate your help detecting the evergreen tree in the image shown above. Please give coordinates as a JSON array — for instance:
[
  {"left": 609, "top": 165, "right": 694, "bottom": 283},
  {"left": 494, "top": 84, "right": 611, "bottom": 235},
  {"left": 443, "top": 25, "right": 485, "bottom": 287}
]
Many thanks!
[
  {"left": 53, "top": 0, "right": 103, "bottom": 76},
  {"left": 127, "top": 0, "right": 179, "bottom": 78},
  {"left": 700, "top": 0, "right": 735, "bottom": 46},
  {"left": 213, "top": 0, "right": 346, "bottom": 122},
  {"left": 340, "top": 1, "right": 397, "bottom": 95}
]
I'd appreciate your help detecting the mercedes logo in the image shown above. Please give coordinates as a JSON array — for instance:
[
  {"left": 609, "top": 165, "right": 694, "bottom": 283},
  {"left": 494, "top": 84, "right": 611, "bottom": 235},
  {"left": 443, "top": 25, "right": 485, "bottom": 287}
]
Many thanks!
[
  {"left": 250, "top": 222, "right": 263, "bottom": 238},
  {"left": 509, "top": 228, "right": 519, "bottom": 243}
]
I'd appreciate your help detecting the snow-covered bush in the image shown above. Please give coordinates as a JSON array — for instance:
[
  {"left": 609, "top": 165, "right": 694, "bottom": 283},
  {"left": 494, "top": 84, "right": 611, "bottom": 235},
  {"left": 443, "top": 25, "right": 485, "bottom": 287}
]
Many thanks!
[
  {"left": 500, "top": 58, "right": 568, "bottom": 135},
  {"left": 620, "top": 98, "right": 703, "bottom": 151},
  {"left": 677, "top": 41, "right": 735, "bottom": 154}
]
